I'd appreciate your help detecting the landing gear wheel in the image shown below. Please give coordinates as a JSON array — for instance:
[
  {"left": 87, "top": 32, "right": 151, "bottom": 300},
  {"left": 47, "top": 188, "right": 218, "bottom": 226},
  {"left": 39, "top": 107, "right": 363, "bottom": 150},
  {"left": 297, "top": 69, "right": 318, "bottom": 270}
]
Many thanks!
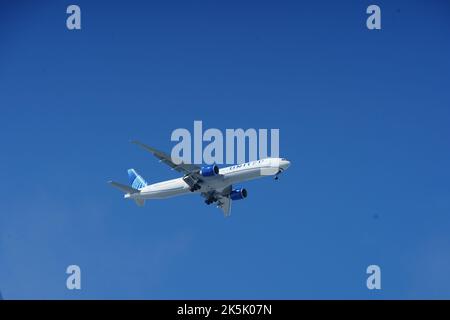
[{"left": 190, "top": 184, "right": 201, "bottom": 192}]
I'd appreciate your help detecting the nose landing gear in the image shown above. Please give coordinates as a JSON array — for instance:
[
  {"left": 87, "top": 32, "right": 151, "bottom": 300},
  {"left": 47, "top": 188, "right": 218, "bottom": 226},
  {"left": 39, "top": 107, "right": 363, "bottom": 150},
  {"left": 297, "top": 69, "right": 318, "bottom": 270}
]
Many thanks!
[{"left": 274, "top": 169, "right": 283, "bottom": 180}]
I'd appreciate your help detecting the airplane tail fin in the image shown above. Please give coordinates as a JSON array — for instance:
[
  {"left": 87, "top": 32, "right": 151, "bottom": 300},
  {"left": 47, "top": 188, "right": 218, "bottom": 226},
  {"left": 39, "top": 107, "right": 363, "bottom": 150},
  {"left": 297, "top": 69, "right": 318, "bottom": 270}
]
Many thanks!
[
  {"left": 108, "top": 169, "right": 148, "bottom": 207},
  {"left": 127, "top": 168, "right": 148, "bottom": 190}
]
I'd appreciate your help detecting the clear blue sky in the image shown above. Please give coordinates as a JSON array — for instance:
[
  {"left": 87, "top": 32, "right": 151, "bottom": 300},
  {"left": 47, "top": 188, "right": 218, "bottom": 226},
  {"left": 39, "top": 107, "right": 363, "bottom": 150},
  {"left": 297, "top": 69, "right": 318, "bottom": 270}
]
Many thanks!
[{"left": 1, "top": 0, "right": 450, "bottom": 299}]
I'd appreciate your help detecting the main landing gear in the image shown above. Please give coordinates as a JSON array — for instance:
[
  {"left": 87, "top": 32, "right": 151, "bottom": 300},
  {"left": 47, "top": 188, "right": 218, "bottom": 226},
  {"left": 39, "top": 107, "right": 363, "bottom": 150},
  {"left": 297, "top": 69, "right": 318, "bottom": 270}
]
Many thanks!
[{"left": 190, "top": 184, "right": 201, "bottom": 192}]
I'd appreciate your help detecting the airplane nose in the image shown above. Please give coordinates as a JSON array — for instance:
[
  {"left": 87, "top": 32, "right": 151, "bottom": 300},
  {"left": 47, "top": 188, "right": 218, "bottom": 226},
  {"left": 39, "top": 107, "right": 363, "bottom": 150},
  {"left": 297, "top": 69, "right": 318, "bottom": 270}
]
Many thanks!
[{"left": 280, "top": 159, "right": 291, "bottom": 170}]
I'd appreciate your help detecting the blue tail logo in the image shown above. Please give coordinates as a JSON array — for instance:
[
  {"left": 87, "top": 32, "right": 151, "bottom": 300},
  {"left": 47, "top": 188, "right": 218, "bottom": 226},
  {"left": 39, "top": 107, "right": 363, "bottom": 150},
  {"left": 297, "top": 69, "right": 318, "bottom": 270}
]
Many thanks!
[{"left": 127, "top": 169, "right": 148, "bottom": 190}]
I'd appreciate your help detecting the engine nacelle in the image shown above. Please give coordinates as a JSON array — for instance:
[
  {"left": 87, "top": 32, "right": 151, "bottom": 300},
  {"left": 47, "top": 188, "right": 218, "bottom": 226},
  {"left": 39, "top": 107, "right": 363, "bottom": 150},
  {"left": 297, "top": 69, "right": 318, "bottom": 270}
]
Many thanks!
[
  {"left": 230, "top": 188, "right": 248, "bottom": 200},
  {"left": 200, "top": 164, "right": 219, "bottom": 177}
]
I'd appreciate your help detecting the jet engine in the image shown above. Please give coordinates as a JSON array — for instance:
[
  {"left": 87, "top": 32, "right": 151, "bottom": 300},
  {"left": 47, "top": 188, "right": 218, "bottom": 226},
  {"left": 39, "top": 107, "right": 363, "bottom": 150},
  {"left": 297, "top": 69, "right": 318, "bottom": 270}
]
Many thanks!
[
  {"left": 200, "top": 164, "right": 219, "bottom": 177},
  {"left": 230, "top": 188, "right": 248, "bottom": 200}
]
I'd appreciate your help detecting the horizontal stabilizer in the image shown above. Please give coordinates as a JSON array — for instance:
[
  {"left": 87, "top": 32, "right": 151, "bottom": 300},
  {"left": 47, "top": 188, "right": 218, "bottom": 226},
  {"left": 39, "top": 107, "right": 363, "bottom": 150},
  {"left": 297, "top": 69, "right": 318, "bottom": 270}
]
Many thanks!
[
  {"left": 108, "top": 181, "right": 140, "bottom": 194},
  {"left": 134, "top": 198, "right": 145, "bottom": 206}
]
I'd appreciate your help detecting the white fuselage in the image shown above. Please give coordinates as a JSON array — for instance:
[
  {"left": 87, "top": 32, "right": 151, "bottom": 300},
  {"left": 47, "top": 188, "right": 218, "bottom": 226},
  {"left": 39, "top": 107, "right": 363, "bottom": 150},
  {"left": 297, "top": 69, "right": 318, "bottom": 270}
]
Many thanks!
[{"left": 127, "top": 158, "right": 290, "bottom": 201}]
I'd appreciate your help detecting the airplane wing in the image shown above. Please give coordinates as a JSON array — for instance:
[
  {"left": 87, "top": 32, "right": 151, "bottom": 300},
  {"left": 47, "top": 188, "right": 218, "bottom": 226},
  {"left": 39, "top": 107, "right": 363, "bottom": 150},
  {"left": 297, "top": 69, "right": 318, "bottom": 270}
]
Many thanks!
[
  {"left": 217, "top": 196, "right": 232, "bottom": 217},
  {"left": 131, "top": 140, "right": 200, "bottom": 174},
  {"left": 201, "top": 185, "right": 233, "bottom": 217},
  {"left": 132, "top": 140, "right": 231, "bottom": 215}
]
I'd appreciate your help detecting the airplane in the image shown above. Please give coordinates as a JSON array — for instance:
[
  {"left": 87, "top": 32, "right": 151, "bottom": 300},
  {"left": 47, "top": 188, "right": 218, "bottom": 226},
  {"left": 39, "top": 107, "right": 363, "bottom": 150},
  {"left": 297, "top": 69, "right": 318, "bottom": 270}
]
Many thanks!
[{"left": 108, "top": 141, "right": 291, "bottom": 217}]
